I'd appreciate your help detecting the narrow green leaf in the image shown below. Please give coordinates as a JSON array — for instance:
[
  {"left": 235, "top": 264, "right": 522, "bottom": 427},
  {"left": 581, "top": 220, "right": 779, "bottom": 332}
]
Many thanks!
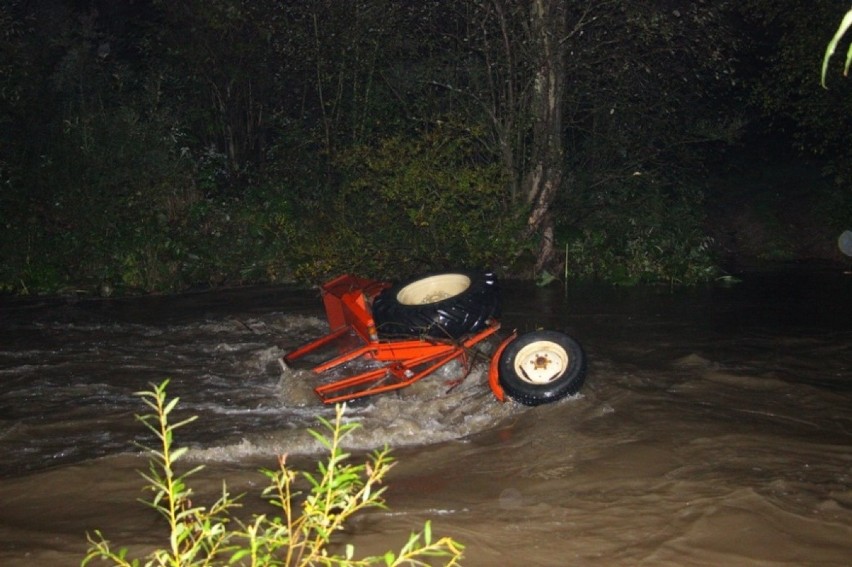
[
  {"left": 307, "top": 427, "right": 333, "bottom": 450},
  {"left": 170, "top": 446, "right": 189, "bottom": 462},
  {"left": 821, "top": 9, "right": 852, "bottom": 88},
  {"left": 163, "top": 396, "right": 180, "bottom": 416},
  {"left": 172, "top": 415, "right": 199, "bottom": 429}
]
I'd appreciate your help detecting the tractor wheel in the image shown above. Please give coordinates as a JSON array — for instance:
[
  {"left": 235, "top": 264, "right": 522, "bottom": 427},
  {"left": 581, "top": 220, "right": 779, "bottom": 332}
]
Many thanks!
[
  {"left": 372, "top": 271, "right": 500, "bottom": 339},
  {"left": 498, "top": 330, "right": 586, "bottom": 406}
]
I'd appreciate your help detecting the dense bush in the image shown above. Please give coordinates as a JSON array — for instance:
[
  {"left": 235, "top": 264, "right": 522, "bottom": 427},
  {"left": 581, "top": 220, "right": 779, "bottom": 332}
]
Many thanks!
[
  {"left": 0, "top": 1, "right": 754, "bottom": 295},
  {"left": 0, "top": 131, "right": 299, "bottom": 294},
  {"left": 555, "top": 176, "right": 717, "bottom": 285},
  {"left": 289, "top": 125, "right": 523, "bottom": 282}
]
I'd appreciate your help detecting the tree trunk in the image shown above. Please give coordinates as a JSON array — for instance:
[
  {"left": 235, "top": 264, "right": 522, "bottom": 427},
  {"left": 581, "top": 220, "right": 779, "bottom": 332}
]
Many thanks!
[{"left": 522, "top": 0, "right": 566, "bottom": 274}]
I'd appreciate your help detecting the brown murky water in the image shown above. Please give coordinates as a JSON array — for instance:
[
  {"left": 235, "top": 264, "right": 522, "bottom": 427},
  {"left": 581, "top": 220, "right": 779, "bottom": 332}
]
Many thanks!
[{"left": 1, "top": 268, "right": 851, "bottom": 566}]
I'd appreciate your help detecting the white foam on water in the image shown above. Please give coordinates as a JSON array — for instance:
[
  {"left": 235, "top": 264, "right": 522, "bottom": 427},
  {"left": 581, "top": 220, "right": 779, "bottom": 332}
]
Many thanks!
[{"left": 189, "top": 356, "right": 525, "bottom": 463}]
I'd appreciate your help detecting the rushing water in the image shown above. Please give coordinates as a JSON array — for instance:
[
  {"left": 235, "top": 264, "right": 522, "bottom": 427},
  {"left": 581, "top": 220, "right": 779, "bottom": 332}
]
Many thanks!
[{"left": 1, "top": 267, "right": 852, "bottom": 566}]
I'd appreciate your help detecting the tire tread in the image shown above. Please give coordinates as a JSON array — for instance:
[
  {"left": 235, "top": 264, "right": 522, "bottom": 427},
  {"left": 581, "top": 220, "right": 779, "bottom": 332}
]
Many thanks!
[{"left": 372, "top": 271, "right": 500, "bottom": 339}]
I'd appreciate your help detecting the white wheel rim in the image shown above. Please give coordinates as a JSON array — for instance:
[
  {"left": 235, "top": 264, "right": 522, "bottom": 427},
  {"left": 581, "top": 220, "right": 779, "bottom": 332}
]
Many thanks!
[
  {"left": 513, "top": 340, "right": 568, "bottom": 385},
  {"left": 396, "top": 274, "right": 471, "bottom": 305}
]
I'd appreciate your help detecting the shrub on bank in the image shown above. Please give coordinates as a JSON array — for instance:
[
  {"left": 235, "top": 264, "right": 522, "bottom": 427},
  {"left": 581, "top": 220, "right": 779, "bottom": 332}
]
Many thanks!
[{"left": 83, "top": 380, "right": 464, "bottom": 566}]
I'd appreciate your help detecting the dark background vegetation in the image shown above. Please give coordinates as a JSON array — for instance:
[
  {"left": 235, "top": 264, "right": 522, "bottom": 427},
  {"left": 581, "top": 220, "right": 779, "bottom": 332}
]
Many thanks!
[{"left": 1, "top": 0, "right": 851, "bottom": 295}]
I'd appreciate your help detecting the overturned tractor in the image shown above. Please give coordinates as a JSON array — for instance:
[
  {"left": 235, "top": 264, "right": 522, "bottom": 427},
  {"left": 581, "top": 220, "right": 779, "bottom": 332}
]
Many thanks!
[{"left": 281, "top": 271, "right": 586, "bottom": 406}]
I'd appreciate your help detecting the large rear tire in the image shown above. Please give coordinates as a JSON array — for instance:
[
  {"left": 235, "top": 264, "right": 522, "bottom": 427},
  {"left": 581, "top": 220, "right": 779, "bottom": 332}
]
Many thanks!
[
  {"left": 498, "top": 330, "right": 586, "bottom": 406},
  {"left": 372, "top": 271, "right": 500, "bottom": 339}
]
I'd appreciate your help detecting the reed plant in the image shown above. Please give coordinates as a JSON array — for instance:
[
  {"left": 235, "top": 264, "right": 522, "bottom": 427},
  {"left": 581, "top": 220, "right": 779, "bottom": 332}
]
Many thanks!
[{"left": 83, "top": 380, "right": 463, "bottom": 566}]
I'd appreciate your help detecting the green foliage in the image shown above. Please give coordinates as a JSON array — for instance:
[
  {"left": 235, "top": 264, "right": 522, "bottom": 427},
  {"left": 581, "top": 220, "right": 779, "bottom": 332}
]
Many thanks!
[
  {"left": 0, "top": 1, "right": 751, "bottom": 294},
  {"left": 0, "top": 165, "right": 299, "bottom": 294},
  {"left": 420, "top": 1, "right": 739, "bottom": 277},
  {"left": 821, "top": 9, "right": 852, "bottom": 88},
  {"left": 291, "top": 124, "right": 522, "bottom": 281},
  {"left": 745, "top": 1, "right": 852, "bottom": 156},
  {"left": 557, "top": 177, "right": 717, "bottom": 285},
  {"left": 83, "top": 380, "right": 464, "bottom": 567}
]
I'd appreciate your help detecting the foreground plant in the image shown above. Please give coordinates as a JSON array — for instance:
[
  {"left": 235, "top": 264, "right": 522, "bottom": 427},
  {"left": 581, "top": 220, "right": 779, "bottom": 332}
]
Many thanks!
[
  {"left": 83, "top": 380, "right": 463, "bottom": 566},
  {"left": 821, "top": 8, "right": 852, "bottom": 87}
]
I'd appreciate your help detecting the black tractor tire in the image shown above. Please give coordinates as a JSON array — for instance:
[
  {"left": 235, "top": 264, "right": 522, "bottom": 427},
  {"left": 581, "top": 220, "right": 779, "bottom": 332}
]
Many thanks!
[
  {"left": 498, "top": 330, "right": 586, "bottom": 406},
  {"left": 371, "top": 271, "right": 500, "bottom": 340}
]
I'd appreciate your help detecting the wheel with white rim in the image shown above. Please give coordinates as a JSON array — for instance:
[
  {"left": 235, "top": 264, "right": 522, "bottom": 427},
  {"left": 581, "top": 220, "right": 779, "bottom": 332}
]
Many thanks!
[
  {"left": 395, "top": 273, "right": 472, "bottom": 305},
  {"left": 498, "top": 330, "right": 586, "bottom": 406},
  {"left": 372, "top": 271, "right": 500, "bottom": 339}
]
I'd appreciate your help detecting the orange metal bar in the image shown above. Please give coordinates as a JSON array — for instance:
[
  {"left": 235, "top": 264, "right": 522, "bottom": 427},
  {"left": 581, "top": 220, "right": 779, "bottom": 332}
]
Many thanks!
[
  {"left": 282, "top": 326, "right": 351, "bottom": 365},
  {"left": 312, "top": 341, "right": 450, "bottom": 373},
  {"left": 369, "top": 323, "right": 499, "bottom": 363},
  {"left": 284, "top": 274, "right": 383, "bottom": 367},
  {"left": 297, "top": 323, "right": 500, "bottom": 374},
  {"left": 281, "top": 273, "right": 505, "bottom": 404},
  {"left": 488, "top": 331, "right": 517, "bottom": 402},
  {"left": 371, "top": 340, "right": 457, "bottom": 361},
  {"left": 312, "top": 323, "right": 500, "bottom": 404},
  {"left": 320, "top": 274, "right": 387, "bottom": 340},
  {"left": 315, "top": 347, "right": 473, "bottom": 404}
]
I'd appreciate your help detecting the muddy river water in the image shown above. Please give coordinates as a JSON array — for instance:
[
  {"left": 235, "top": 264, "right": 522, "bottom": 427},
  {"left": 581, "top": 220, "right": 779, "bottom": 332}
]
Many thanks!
[{"left": 1, "top": 267, "right": 851, "bottom": 566}]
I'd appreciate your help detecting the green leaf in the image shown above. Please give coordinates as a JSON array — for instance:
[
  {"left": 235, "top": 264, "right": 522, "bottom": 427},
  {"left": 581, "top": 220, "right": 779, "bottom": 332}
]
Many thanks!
[
  {"left": 163, "top": 395, "right": 180, "bottom": 416},
  {"left": 170, "top": 446, "right": 189, "bottom": 462},
  {"left": 307, "top": 427, "right": 333, "bottom": 450},
  {"left": 84, "top": 381, "right": 463, "bottom": 566},
  {"left": 821, "top": 9, "right": 852, "bottom": 88}
]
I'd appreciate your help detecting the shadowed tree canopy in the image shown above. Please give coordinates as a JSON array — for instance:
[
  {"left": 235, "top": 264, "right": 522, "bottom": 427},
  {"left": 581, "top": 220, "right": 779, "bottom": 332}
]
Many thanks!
[{"left": 0, "top": 0, "right": 846, "bottom": 294}]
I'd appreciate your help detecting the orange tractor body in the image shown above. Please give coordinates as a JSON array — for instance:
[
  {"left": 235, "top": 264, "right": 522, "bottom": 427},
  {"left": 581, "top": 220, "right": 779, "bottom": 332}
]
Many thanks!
[{"left": 282, "top": 274, "right": 513, "bottom": 404}]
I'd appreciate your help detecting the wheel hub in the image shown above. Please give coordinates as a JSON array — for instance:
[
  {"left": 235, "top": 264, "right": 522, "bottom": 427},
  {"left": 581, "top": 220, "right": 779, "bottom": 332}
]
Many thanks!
[
  {"left": 514, "top": 341, "right": 568, "bottom": 385},
  {"left": 396, "top": 274, "right": 471, "bottom": 305}
]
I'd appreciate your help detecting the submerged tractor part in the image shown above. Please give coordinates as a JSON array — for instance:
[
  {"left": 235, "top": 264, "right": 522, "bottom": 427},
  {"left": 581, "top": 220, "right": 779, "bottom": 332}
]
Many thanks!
[
  {"left": 496, "top": 330, "right": 587, "bottom": 406},
  {"left": 281, "top": 272, "right": 586, "bottom": 405},
  {"left": 371, "top": 271, "right": 500, "bottom": 340}
]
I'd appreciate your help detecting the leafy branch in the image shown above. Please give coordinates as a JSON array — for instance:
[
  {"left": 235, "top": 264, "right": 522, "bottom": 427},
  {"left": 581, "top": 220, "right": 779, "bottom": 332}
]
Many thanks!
[
  {"left": 83, "top": 380, "right": 464, "bottom": 567},
  {"left": 821, "top": 9, "right": 852, "bottom": 88}
]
